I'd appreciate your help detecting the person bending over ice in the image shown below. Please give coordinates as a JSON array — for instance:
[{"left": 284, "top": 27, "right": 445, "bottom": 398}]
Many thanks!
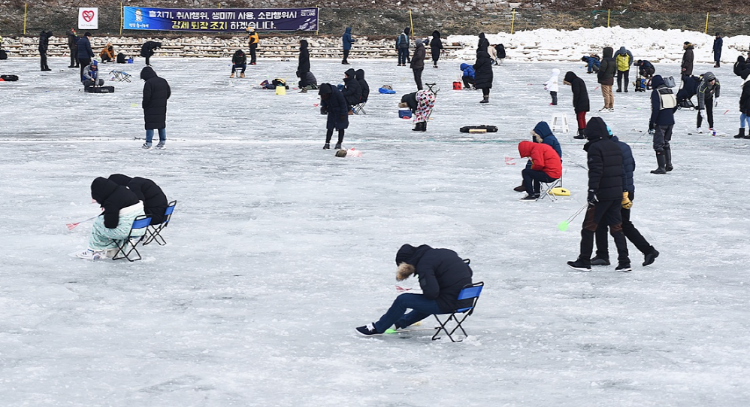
[
  {"left": 356, "top": 244, "right": 473, "bottom": 336},
  {"left": 400, "top": 89, "right": 435, "bottom": 132}
]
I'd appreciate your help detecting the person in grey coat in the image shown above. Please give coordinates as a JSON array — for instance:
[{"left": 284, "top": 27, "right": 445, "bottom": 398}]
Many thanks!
[
  {"left": 681, "top": 42, "right": 694, "bottom": 76},
  {"left": 410, "top": 40, "right": 426, "bottom": 91}
]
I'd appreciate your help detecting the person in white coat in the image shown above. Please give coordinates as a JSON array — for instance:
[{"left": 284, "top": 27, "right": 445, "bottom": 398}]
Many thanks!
[{"left": 544, "top": 68, "right": 560, "bottom": 105}]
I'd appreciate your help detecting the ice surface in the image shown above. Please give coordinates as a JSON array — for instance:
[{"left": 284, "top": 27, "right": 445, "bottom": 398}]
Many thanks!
[{"left": 1, "top": 51, "right": 749, "bottom": 406}]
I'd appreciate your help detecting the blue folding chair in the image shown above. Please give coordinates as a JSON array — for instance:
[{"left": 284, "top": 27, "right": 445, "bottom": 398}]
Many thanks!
[
  {"left": 112, "top": 215, "right": 152, "bottom": 262},
  {"left": 432, "top": 280, "right": 484, "bottom": 342},
  {"left": 143, "top": 200, "right": 176, "bottom": 246}
]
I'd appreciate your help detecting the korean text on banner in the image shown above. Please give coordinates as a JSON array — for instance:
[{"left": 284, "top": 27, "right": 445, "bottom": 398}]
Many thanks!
[{"left": 122, "top": 7, "right": 318, "bottom": 32}]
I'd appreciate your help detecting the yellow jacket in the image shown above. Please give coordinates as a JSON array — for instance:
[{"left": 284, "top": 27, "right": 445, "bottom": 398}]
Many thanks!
[{"left": 248, "top": 32, "right": 259, "bottom": 47}]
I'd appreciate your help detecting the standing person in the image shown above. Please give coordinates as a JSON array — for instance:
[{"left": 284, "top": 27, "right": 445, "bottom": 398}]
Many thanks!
[
  {"left": 355, "top": 244, "right": 473, "bottom": 336},
  {"left": 681, "top": 41, "right": 694, "bottom": 76},
  {"left": 230, "top": 49, "right": 246, "bottom": 78},
  {"left": 38, "top": 30, "right": 52, "bottom": 71},
  {"left": 543, "top": 68, "right": 559, "bottom": 106},
  {"left": 597, "top": 46, "right": 616, "bottom": 112},
  {"left": 76, "top": 32, "right": 94, "bottom": 80},
  {"left": 342, "top": 27, "right": 355, "bottom": 65},
  {"left": 477, "top": 32, "right": 489, "bottom": 53},
  {"left": 713, "top": 33, "right": 723, "bottom": 68},
  {"left": 74, "top": 177, "right": 145, "bottom": 260},
  {"left": 695, "top": 72, "right": 721, "bottom": 134},
  {"left": 567, "top": 117, "right": 631, "bottom": 272},
  {"left": 297, "top": 39, "right": 310, "bottom": 81},
  {"left": 247, "top": 27, "right": 259, "bottom": 65},
  {"left": 474, "top": 49, "right": 493, "bottom": 104},
  {"left": 140, "top": 66, "right": 171, "bottom": 149},
  {"left": 410, "top": 40, "right": 426, "bottom": 91},
  {"left": 318, "top": 83, "right": 348, "bottom": 150},
  {"left": 140, "top": 41, "right": 162, "bottom": 66},
  {"left": 649, "top": 75, "right": 677, "bottom": 174},
  {"left": 614, "top": 46, "right": 633, "bottom": 92},
  {"left": 429, "top": 30, "right": 443, "bottom": 68},
  {"left": 592, "top": 134, "right": 660, "bottom": 268},
  {"left": 66, "top": 29, "right": 78, "bottom": 68},
  {"left": 517, "top": 140, "right": 562, "bottom": 201},
  {"left": 735, "top": 75, "right": 750, "bottom": 139},
  {"left": 395, "top": 29, "right": 409, "bottom": 66},
  {"left": 563, "top": 71, "right": 590, "bottom": 139}
]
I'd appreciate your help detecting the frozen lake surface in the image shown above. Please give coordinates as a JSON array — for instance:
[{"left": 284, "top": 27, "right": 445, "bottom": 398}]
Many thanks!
[{"left": 1, "top": 56, "right": 749, "bottom": 406}]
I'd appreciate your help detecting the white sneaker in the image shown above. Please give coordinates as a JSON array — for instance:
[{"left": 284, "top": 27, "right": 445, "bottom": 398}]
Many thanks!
[
  {"left": 599, "top": 107, "right": 609, "bottom": 112},
  {"left": 608, "top": 108, "right": 615, "bottom": 112},
  {"left": 696, "top": 127, "right": 704, "bottom": 134},
  {"left": 142, "top": 143, "right": 152, "bottom": 149},
  {"left": 75, "top": 249, "right": 105, "bottom": 260}
]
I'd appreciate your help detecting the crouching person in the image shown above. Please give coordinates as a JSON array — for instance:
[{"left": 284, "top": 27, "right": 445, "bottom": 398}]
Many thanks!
[
  {"left": 356, "top": 244, "right": 473, "bottom": 335},
  {"left": 81, "top": 60, "right": 104, "bottom": 88},
  {"left": 230, "top": 49, "right": 247, "bottom": 78},
  {"left": 517, "top": 140, "right": 562, "bottom": 201},
  {"left": 75, "top": 177, "right": 146, "bottom": 260},
  {"left": 460, "top": 62, "right": 475, "bottom": 89}
]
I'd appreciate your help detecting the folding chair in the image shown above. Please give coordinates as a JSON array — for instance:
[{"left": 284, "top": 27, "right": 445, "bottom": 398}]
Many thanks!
[
  {"left": 352, "top": 101, "right": 367, "bottom": 115},
  {"left": 112, "top": 215, "right": 152, "bottom": 262},
  {"left": 425, "top": 82, "right": 440, "bottom": 95},
  {"left": 432, "top": 280, "right": 484, "bottom": 342},
  {"left": 143, "top": 200, "right": 176, "bottom": 246},
  {"left": 538, "top": 178, "right": 562, "bottom": 201},
  {"left": 109, "top": 70, "right": 132, "bottom": 82}
]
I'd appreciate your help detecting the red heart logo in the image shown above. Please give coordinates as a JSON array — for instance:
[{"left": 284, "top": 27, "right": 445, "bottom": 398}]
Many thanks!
[{"left": 82, "top": 10, "right": 95, "bottom": 22}]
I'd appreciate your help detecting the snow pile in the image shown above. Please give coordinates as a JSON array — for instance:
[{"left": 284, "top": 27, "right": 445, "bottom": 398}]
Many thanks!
[{"left": 448, "top": 26, "right": 750, "bottom": 64}]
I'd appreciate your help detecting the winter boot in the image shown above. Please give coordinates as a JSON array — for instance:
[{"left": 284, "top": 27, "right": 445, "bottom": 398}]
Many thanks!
[
  {"left": 240, "top": 72, "right": 245, "bottom": 78},
  {"left": 421, "top": 121, "right": 427, "bottom": 132},
  {"left": 230, "top": 71, "right": 235, "bottom": 78},
  {"left": 334, "top": 143, "right": 342, "bottom": 150},
  {"left": 480, "top": 95, "right": 489, "bottom": 104},
  {"left": 323, "top": 143, "right": 330, "bottom": 150},
  {"left": 412, "top": 122, "right": 423, "bottom": 131},
  {"left": 513, "top": 184, "right": 526, "bottom": 192},
  {"left": 643, "top": 248, "right": 660, "bottom": 266},
  {"left": 574, "top": 129, "right": 585, "bottom": 139},
  {"left": 734, "top": 128, "right": 746, "bottom": 139},
  {"left": 650, "top": 152, "right": 667, "bottom": 174},
  {"left": 664, "top": 146, "right": 673, "bottom": 172}
]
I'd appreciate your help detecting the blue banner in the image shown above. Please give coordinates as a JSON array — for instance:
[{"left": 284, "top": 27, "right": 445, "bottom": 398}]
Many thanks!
[{"left": 123, "top": 7, "right": 318, "bottom": 32}]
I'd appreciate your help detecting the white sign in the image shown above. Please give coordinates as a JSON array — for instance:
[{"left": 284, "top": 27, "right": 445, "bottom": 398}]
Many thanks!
[{"left": 78, "top": 8, "right": 99, "bottom": 30}]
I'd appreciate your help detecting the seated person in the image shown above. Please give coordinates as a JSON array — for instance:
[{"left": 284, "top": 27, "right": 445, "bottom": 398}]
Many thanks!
[
  {"left": 514, "top": 121, "right": 562, "bottom": 192},
  {"left": 297, "top": 70, "right": 318, "bottom": 90},
  {"left": 517, "top": 139, "right": 562, "bottom": 201},
  {"left": 108, "top": 174, "right": 168, "bottom": 225},
  {"left": 460, "top": 62, "right": 475, "bottom": 89},
  {"left": 581, "top": 54, "right": 601, "bottom": 74},
  {"left": 636, "top": 60, "right": 655, "bottom": 78},
  {"left": 74, "top": 177, "right": 146, "bottom": 260},
  {"left": 342, "top": 68, "right": 362, "bottom": 109},
  {"left": 355, "top": 69, "right": 369, "bottom": 102},
  {"left": 100, "top": 43, "right": 115, "bottom": 63},
  {"left": 231, "top": 49, "right": 246, "bottom": 78},
  {"left": 81, "top": 60, "right": 104, "bottom": 88}
]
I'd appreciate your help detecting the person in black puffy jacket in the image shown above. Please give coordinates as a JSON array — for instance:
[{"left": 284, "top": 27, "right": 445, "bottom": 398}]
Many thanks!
[
  {"left": 140, "top": 41, "right": 161, "bottom": 66},
  {"left": 429, "top": 30, "right": 443, "bottom": 68},
  {"left": 342, "top": 68, "right": 362, "bottom": 108},
  {"left": 108, "top": 174, "right": 169, "bottom": 225},
  {"left": 593, "top": 135, "right": 660, "bottom": 268},
  {"left": 563, "top": 71, "right": 590, "bottom": 139},
  {"left": 75, "top": 177, "right": 146, "bottom": 260},
  {"left": 140, "top": 66, "right": 171, "bottom": 149},
  {"left": 356, "top": 244, "right": 473, "bottom": 335},
  {"left": 355, "top": 69, "right": 369, "bottom": 102},
  {"left": 474, "top": 50, "right": 493, "bottom": 103},
  {"left": 568, "top": 117, "right": 631, "bottom": 272},
  {"left": 319, "top": 83, "right": 349, "bottom": 150},
  {"left": 38, "top": 30, "right": 52, "bottom": 71}
]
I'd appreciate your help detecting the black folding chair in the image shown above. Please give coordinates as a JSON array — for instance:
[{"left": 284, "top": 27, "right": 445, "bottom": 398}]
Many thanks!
[
  {"left": 432, "top": 280, "right": 484, "bottom": 342},
  {"left": 144, "top": 200, "right": 176, "bottom": 246},
  {"left": 112, "top": 215, "right": 152, "bottom": 262}
]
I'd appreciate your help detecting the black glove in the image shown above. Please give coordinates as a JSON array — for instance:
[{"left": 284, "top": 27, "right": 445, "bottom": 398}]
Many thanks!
[{"left": 587, "top": 189, "right": 598, "bottom": 206}]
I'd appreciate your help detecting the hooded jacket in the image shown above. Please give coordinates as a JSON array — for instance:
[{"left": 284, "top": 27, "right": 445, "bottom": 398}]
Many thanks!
[
  {"left": 734, "top": 56, "right": 750, "bottom": 79},
  {"left": 518, "top": 141, "right": 562, "bottom": 179},
  {"left": 598, "top": 47, "right": 616, "bottom": 85},
  {"left": 108, "top": 174, "right": 169, "bottom": 225},
  {"left": 713, "top": 36, "right": 723, "bottom": 60},
  {"left": 297, "top": 40, "right": 310, "bottom": 74},
  {"left": 583, "top": 117, "right": 623, "bottom": 201},
  {"left": 477, "top": 33, "right": 489, "bottom": 53},
  {"left": 394, "top": 244, "right": 473, "bottom": 313},
  {"left": 401, "top": 92, "right": 418, "bottom": 112},
  {"left": 532, "top": 121, "right": 562, "bottom": 158},
  {"left": 76, "top": 35, "right": 94, "bottom": 59},
  {"left": 650, "top": 75, "right": 676, "bottom": 127},
  {"left": 564, "top": 71, "right": 590, "bottom": 113},
  {"left": 82, "top": 62, "right": 99, "bottom": 82},
  {"left": 91, "top": 177, "right": 140, "bottom": 229},
  {"left": 410, "top": 41, "right": 426, "bottom": 70},
  {"left": 342, "top": 68, "right": 362, "bottom": 105},
  {"left": 342, "top": 27, "right": 355, "bottom": 50},
  {"left": 396, "top": 28, "right": 409, "bottom": 49},
  {"left": 430, "top": 31, "right": 443, "bottom": 59},
  {"left": 614, "top": 46, "right": 633, "bottom": 71},
  {"left": 100, "top": 44, "right": 115, "bottom": 61},
  {"left": 460, "top": 63, "right": 475, "bottom": 79},
  {"left": 355, "top": 69, "right": 369, "bottom": 102},
  {"left": 232, "top": 50, "right": 247, "bottom": 65},
  {"left": 141, "top": 67, "right": 171, "bottom": 130},
  {"left": 473, "top": 50, "right": 493, "bottom": 89},
  {"left": 319, "top": 83, "right": 349, "bottom": 130},
  {"left": 682, "top": 43, "right": 694, "bottom": 76},
  {"left": 697, "top": 72, "right": 720, "bottom": 110},
  {"left": 637, "top": 60, "right": 655, "bottom": 76},
  {"left": 140, "top": 41, "right": 161, "bottom": 58},
  {"left": 740, "top": 76, "right": 750, "bottom": 116},
  {"left": 544, "top": 68, "right": 560, "bottom": 92},
  {"left": 611, "top": 136, "right": 635, "bottom": 194}
]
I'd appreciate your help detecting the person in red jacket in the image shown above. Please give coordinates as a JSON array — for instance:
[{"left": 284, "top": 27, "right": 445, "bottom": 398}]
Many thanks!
[{"left": 517, "top": 140, "right": 562, "bottom": 201}]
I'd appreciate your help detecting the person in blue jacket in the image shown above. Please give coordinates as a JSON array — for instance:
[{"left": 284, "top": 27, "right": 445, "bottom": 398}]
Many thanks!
[
  {"left": 581, "top": 54, "right": 600, "bottom": 74},
  {"left": 356, "top": 244, "right": 473, "bottom": 335},
  {"left": 592, "top": 133, "right": 659, "bottom": 268},
  {"left": 460, "top": 62, "right": 475, "bottom": 89},
  {"left": 318, "top": 83, "right": 349, "bottom": 150},
  {"left": 649, "top": 75, "right": 677, "bottom": 174},
  {"left": 713, "top": 33, "right": 723, "bottom": 68},
  {"left": 514, "top": 121, "right": 562, "bottom": 192},
  {"left": 76, "top": 32, "right": 94, "bottom": 80},
  {"left": 341, "top": 27, "right": 355, "bottom": 65}
]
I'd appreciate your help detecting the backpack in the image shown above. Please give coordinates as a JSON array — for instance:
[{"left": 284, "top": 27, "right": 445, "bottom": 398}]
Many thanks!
[
  {"left": 657, "top": 87, "right": 677, "bottom": 110},
  {"left": 398, "top": 33, "right": 408, "bottom": 48},
  {"left": 116, "top": 53, "right": 126, "bottom": 63}
]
